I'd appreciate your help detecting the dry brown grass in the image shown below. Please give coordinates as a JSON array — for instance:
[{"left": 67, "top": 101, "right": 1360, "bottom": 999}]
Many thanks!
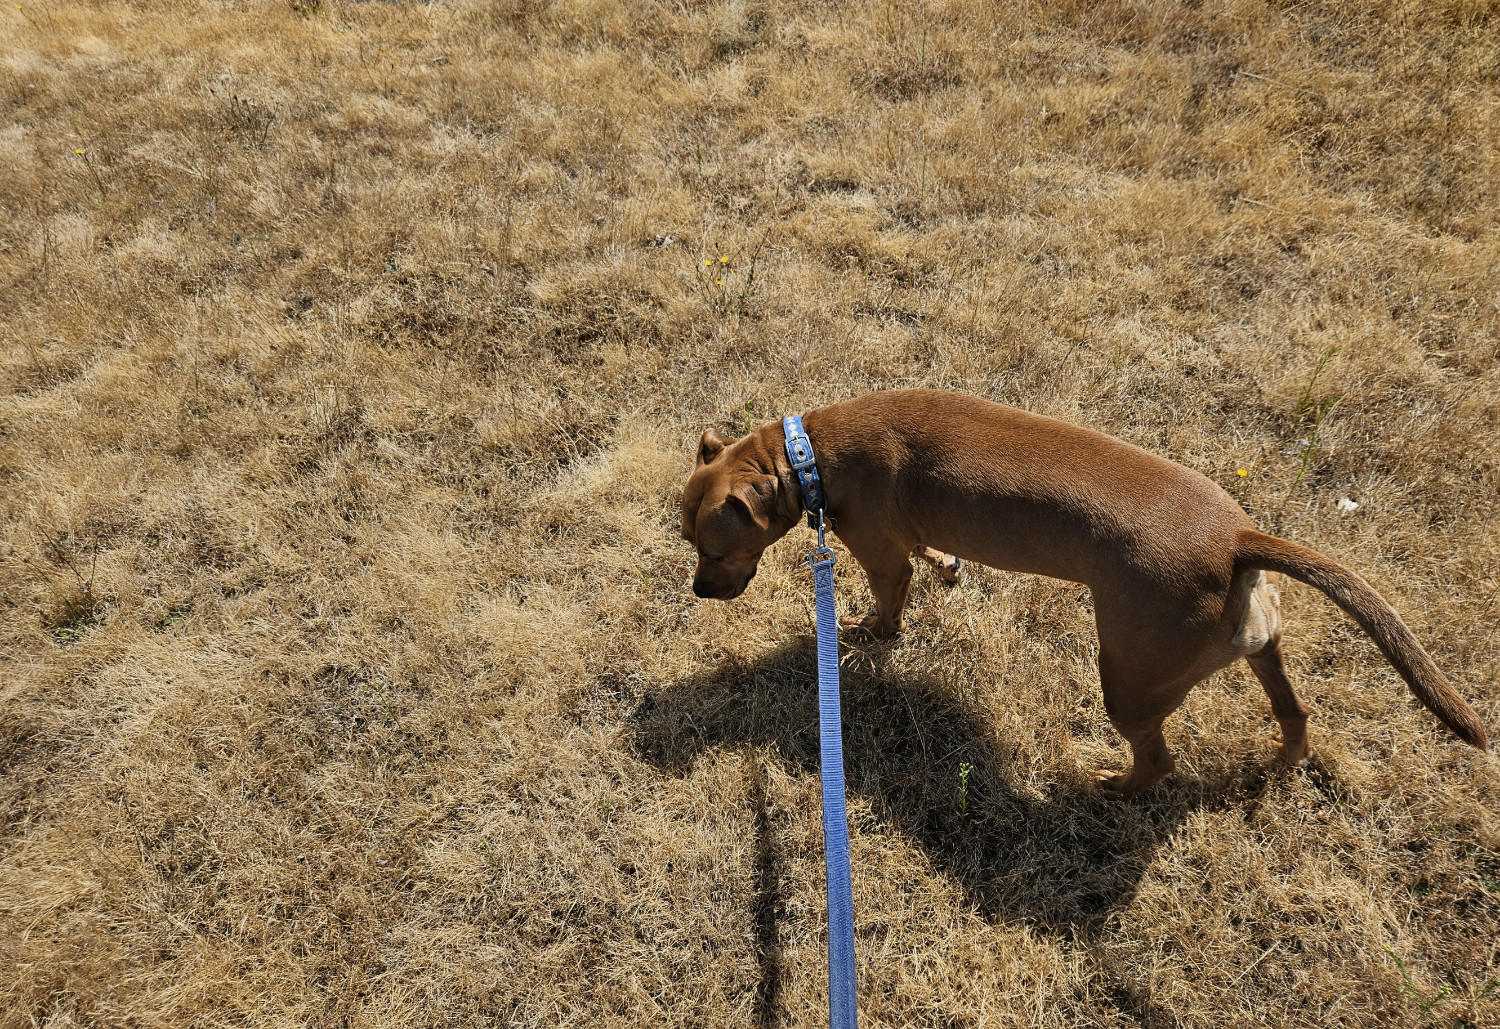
[{"left": 3, "top": 0, "right": 1500, "bottom": 1025}]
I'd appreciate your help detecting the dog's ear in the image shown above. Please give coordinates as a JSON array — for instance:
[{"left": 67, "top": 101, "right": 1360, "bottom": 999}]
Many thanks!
[
  {"left": 697, "top": 428, "right": 730, "bottom": 466},
  {"left": 728, "top": 476, "right": 777, "bottom": 530}
]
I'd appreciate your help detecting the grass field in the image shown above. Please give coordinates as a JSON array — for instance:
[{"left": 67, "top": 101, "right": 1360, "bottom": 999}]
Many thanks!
[{"left": 3, "top": 0, "right": 1500, "bottom": 1025}]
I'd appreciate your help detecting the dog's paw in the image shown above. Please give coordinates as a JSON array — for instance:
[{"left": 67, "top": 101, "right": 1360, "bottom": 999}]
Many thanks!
[
  {"left": 1094, "top": 769, "right": 1129, "bottom": 793},
  {"left": 913, "top": 547, "right": 963, "bottom": 586},
  {"left": 1093, "top": 769, "right": 1144, "bottom": 797},
  {"left": 1277, "top": 740, "right": 1313, "bottom": 767},
  {"left": 839, "top": 614, "right": 897, "bottom": 639},
  {"left": 938, "top": 556, "right": 964, "bottom": 586}
]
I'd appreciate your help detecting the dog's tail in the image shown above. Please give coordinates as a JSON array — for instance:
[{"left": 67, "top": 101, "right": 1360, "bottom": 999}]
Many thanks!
[{"left": 1234, "top": 529, "right": 1487, "bottom": 750}]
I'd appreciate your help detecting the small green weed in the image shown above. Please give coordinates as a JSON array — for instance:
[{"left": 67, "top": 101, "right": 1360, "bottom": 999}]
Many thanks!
[
  {"left": 1294, "top": 345, "right": 1340, "bottom": 421},
  {"left": 956, "top": 762, "right": 979, "bottom": 831},
  {"left": 693, "top": 252, "right": 758, "bottom": 319},
  {"left": 367, "top": 681, "right": 400, "bottom": 727},
  {"left": 156, "top": 600, "right": 192, "bottom": 632},
  {"left": 71, "top": 145, "right": 108, "bottom": 200},
  {"left": 24, "top": 528, "right": 101, "bottom": 643},
  {"left": 1385, "top": 946, "right": 1456, "bottom": 1023},
  {"left": 1285, "top": 345, "right": 1341, "bottom": 494},
  {"left": 13, "top": 1, "right": 59, "bottom": 34},
  {"left": 46, "top": 605, "right": 96, "bottom": 643}
]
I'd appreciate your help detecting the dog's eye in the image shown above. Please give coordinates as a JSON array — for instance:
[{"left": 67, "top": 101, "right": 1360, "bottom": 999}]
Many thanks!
[{"left": 705, "top": 553, "right": 725, "bottom": 563}]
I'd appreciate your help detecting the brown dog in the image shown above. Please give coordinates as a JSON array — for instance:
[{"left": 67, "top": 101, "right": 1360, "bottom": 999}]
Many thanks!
[{"left": 680, "top": 389, "right": 1488, "bottom": 795}]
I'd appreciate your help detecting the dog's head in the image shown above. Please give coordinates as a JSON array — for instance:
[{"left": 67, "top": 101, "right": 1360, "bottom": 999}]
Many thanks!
[{"left": 681, "top": 427, "right": 796, "bottom": 600}]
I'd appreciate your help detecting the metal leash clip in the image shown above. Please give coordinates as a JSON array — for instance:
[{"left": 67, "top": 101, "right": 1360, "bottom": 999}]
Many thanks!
[{"left": 809, "top": 508, "right": 836, "bottom": 568}]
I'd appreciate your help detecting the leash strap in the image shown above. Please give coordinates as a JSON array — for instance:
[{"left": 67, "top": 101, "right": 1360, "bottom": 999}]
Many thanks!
[
  {"left": 785, "top": 414, "right": 858, "bottom": 1029},
  {"left": 813, "top": 543, "right": 858, "bottom": 1029}
]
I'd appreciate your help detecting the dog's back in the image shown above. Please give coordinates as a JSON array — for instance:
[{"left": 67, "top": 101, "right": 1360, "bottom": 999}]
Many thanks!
[{"left": 805, "top": 389, "right": 1251, "bottom": 592}]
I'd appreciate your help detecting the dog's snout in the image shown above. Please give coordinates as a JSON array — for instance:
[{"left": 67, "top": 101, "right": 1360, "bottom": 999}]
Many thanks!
[{"left": 693, "top": 575, "right": 750, "bottom": 600}]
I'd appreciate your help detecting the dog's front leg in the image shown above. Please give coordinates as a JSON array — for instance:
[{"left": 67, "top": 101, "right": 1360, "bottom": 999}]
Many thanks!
[{"left": 839, "top": 547, "right": 914, "bottom": 639}]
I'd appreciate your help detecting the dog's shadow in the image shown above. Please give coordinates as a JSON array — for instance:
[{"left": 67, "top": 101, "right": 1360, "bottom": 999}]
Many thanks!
[{"left": 632, "top": 637, "right": 1283, "bottom": 1022}]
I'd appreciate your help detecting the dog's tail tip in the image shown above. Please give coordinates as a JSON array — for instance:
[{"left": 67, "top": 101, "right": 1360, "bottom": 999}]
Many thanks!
[{"left": 1428, "top": 693, "right": 1488, "bottom": 751}]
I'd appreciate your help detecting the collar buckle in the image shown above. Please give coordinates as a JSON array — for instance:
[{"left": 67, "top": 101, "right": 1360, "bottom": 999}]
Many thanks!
[{"left": 788, "top": 442, "right": 818, "bottom": 472}]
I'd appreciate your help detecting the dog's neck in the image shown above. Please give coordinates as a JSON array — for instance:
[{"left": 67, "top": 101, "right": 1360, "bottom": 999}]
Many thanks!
[{"left": 757, "top": 412, "right": 843, "bottom": 532}]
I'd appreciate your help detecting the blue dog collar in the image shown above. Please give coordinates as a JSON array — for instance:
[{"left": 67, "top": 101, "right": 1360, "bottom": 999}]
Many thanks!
[{"left": 783, "top": 414, "right": 831, "bottom": 529}]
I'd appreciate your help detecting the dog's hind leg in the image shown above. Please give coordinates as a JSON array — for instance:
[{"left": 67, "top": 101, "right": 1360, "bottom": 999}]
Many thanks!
[
  {"left": 1092, "top": 570, "right": 1307, "bottom": 793},
  {"left": 1088, "top": 600, "right": 1224, "bottom": 797},
  {"left": 1246, "top": 640, "right": 1312, "bottom": 766},
  {"left": 1092, "top": 666, "right": 1182, "bottom": 804},
  {"left": 912, "top": 546, "right": 963, "bottom": 586}
]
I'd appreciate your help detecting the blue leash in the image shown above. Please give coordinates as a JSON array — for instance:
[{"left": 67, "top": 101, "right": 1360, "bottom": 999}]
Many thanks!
[{"left": 784, "top": 415, "right": 858, "bottom": 1029}]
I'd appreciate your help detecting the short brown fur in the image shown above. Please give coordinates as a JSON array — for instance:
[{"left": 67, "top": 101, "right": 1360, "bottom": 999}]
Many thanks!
[{"left": 683, "top": 389, "right": 1489, "bottom": 795}]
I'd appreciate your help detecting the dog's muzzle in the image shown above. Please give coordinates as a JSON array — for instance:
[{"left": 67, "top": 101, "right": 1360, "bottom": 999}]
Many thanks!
[{"left": 692, "top": 570, "right": 753, "bottom": 600}]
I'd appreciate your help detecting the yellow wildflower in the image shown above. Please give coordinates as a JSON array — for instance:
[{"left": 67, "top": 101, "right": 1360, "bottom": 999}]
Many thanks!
[{"left": 1236, "top": 469, "right": 1248, "bottom": 477}]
